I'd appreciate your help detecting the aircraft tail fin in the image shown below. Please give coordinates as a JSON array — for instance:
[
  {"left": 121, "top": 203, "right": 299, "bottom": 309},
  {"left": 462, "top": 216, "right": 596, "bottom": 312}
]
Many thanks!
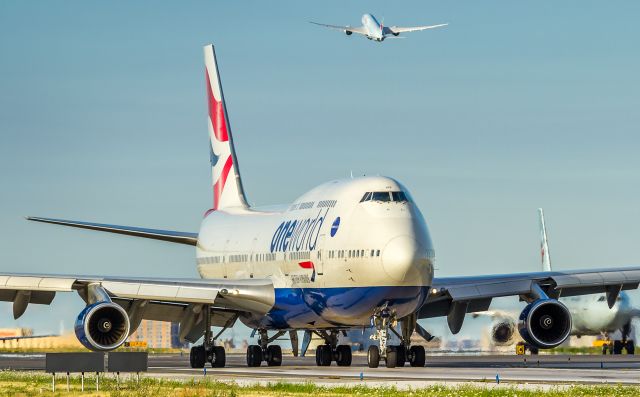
[
  {"left": 538, "top": 208, "right": 552, "bottom": 271},
  {"left": 203, "top": 44, "right": 248, "bottom": 213}
]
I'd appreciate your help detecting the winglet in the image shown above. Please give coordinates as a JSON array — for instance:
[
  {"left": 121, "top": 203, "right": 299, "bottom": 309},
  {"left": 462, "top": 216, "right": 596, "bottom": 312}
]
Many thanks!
[{"left": 538, "top": 208, "right": 552, "bottom": 272}]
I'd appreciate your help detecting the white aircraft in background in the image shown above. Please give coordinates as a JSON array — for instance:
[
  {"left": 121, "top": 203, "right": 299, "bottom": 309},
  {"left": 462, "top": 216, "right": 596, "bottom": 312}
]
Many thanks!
[
  {"left": 310, "top": 13, "right": 447, "bottom": 42},
  {"left": 4, "top": 44, "right": 640, "bottom": 370},
  {"left": 474, "top": 209, "right": 639, "bottom": 354}
]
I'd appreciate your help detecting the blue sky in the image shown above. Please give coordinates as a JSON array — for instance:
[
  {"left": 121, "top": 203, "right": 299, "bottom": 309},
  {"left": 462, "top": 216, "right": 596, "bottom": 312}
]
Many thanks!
[{"left": 1, "top": 1, "right": 639, "bottom": 340}]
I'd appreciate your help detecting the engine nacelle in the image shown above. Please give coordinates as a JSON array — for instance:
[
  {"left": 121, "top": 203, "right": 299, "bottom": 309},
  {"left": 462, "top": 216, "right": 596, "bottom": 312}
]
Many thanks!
[
  {"left": 74, "top": 301, "right": 130, "bottom": 351},
  {"left": 491, "top": 319, "right": 516, "bottom": 345},
  {"left": 392, "top": 32, "right": 400, "bottom": 37},
  {"left": 518, "top": 299, "right": 571, "bottom": 349},
  {"left": 345, "top": 30, "right": 353, "bottom": 36}
]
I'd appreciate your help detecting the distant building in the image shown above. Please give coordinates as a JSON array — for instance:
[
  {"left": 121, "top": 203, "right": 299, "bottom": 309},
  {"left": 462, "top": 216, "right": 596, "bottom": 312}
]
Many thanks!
[
  {"left": 128, "top": 320, "right": 187, "bottom": 349},
  {"left": 0, "top": 328, "right": 81, "bottom": 349}
]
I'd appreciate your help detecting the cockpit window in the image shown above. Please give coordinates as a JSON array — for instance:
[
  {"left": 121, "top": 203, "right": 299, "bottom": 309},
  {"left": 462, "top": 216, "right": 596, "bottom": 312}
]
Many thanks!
[
  {"left": 391, "top": 191, "right": 408, "bottom": 202},
  {"left": 371, "top": 192, "right": 391, "bottom": 202},
  {"left": 360, "top": 191, "right": 410, "bottom": 203},
  {"left": 360, "top": 192, "right": 372, "bottom": 202},
  {"left": 598, "top": 296, "right": 606, "bottom": 302}
]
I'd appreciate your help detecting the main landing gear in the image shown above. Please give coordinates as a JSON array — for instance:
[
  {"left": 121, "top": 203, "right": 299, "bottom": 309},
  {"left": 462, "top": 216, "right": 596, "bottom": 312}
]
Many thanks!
[
  {"left": 367, "top": 310, "right": 426, "bottom": 368},
  {"left": 246, "top": 330, "right": 285, "bottom": 367},
  {"left": 189, "top": 307, "right": 226, "bottom": 368},
  {"left": 313, "top": 330, "right": 352, "bottom": 367},
  {"left": 602, "top": 325, "right": 636, "bottom": 355}
]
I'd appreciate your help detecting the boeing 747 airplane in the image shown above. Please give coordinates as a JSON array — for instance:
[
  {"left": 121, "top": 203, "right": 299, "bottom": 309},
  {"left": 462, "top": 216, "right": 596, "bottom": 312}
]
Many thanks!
[
  {"left": 310, "top": 13, "right": 447, "bottom": 42},
  {"left": 4, "top": 45, "right": 640, "bottom": 369}
]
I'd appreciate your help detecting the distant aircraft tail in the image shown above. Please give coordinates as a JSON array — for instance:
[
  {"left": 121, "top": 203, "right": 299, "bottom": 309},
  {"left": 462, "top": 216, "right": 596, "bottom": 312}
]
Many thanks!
[
  {"left": 538, "top": 208, "right": 551, "bottom": 271},
  {"left": 204, "top": 44, "right": 248, "bottom": 212}
]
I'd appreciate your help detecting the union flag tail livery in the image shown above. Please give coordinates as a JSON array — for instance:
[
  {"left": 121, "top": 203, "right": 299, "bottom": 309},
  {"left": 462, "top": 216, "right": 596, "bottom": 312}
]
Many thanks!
[{"left": 204, "top": 45, "right": 248, "bottom": 211}]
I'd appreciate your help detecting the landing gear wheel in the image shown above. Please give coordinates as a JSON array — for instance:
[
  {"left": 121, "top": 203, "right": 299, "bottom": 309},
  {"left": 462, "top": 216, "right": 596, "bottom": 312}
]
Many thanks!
[
  {"left": 395, "top": 345, "right": 406, "bottom": 367},
  {"left": 613, "top": 340, "right": 624, "bottom": 355},
  {"left": 602, "top": 343, "right": 609, "bottom": 355},
  {"left": 315, "top": 344, "right": 332, "bottom": 366},
  {"left": 211, "top": 346, "right": 226, "bottom": 368},
  {"left": 529, "top": 346, "right": 539, "bottom": 355},
  {"left": 409, "top": 345, "right": 426, "bottom": 367},
  {"left": 626, "top": 340, "right": 635, "bottom": 355},
  {"left": 266, "top": 345, "right": 282, "bottom": 366},
  {"left": 367, "top": 345, "right": 380, "bottom": 368},
  {"left": 335, "top": 345, "right": 352, "bottom": 367},
  {"left": 246, "top": 345, "right": 262, "bottom": 367},
  {"left": 190, "top": 345, "right": 206, "bottom": 368},
  {"left": 385, "top": 346, "right": 397, "bottom": 368}
]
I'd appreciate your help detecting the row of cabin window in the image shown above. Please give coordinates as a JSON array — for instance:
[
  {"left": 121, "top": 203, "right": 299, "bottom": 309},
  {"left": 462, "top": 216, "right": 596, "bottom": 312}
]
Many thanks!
[
  {"left": 327, "top": 249, "right": 381, "bottom": 259},
  {"left": 289, "top": 251, "right": 310, "bottom": 260},
  {"left": 200, "top": 253, "right": 277, "bottom": 264}
]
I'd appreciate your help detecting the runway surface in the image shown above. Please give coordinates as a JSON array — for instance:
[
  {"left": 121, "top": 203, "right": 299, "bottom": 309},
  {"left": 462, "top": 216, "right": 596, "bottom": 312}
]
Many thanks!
[{"left": 2, "top": 353, "right": 640, "bottom": 388}]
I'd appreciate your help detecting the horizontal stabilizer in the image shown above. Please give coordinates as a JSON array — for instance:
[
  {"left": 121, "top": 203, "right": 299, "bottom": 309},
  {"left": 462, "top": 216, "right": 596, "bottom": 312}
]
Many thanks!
[{"left": 27, "top": 217, "right": 198, "bottom": 246}]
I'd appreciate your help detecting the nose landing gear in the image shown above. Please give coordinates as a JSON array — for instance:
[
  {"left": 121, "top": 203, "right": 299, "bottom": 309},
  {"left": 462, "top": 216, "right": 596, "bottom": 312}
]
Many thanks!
[{"left": 368, "top": 311, "right": 427, "bottom": 368}]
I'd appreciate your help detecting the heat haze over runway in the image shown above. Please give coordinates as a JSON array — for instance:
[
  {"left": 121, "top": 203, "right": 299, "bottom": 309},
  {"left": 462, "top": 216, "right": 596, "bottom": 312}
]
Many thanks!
[{"left": 2, "top": 354, "right": 640, "bottom": 388}]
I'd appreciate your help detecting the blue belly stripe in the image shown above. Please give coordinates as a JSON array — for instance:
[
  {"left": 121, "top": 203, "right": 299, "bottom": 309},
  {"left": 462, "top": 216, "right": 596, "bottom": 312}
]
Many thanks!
[{"left": 240, "top": 285, "right": 429, "bottom": 330}]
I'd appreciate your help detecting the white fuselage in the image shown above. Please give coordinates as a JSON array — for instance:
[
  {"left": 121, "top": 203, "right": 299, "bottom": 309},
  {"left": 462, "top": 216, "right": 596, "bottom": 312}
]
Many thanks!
[
  {"left": 195, "top": 176, "right": 434, "bottom": 330},
  {"left": 362, "top": 14, "right": 384, "bottom": 41},
  {"left": 565, "top": 292, "right": 634, "bottom": 336}
]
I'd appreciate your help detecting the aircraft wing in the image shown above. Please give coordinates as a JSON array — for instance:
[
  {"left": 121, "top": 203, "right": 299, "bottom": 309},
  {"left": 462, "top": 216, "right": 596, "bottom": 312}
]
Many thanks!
[
  {"left": 27, "top": 216, "right": 198, "bottom": 246},
  {"left": 386, "top": 23, "right": 448, "bottom": 34},
  {"left": 0, "top": 273, "right": 274, "bottom": 342},
  {"left": 421, "top": 266, "right": 640, "bottom": 333},
  {"left": 309, "top": 21, "right": 368, "bottom": 35}
]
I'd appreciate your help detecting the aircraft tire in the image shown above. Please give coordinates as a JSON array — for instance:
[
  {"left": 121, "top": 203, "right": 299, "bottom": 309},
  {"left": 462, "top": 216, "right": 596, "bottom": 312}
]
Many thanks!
[
  {"left": 626, "top": 340, "right": 635, "bottom": 355},
  {"left": 266, "top": 345, "right": 282, "bottom": 366},
  {"left": 211, "top": 346, "right": 226, "bottom": 368},
  {"left": 246, "top": 345, "right": 262, "bottom": 367},
  {"left": 385, "top": 346, "right": 397, "bottom": 368},
  {"left": 190, "top": 345, "right": 206, "bottom": 368},
  {"left": 613, "top": 340, "right": 624, "bottom": 355},
  {"left": 367, "top": 345, "right": 380, "bottom": 368},
  {"left": 335, "top": 345, "right": 352, "bottom": 366},
  {"left": 315, "top": 344, "right": 332, "bottom": 366},
  {"left": 409, "top": 345, "right": 426, "bottom": 367}
]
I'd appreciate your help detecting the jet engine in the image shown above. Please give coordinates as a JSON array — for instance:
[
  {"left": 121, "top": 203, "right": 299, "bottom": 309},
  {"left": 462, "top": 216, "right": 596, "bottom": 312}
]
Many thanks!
[
  {"left": 74, "top": 301, "right": 130, "bottom": 351},
  {"left": 491, "top": 318, "right": 516, "bottom": 345},
  {"left": 345, "top": 30, "right": 353, "bottom": 36},
  {"left": 518, "top": 299, "right": 571, "bottom": 348},
  {"left": 392, "top": 32, "right": 400, "bottom": 37}
]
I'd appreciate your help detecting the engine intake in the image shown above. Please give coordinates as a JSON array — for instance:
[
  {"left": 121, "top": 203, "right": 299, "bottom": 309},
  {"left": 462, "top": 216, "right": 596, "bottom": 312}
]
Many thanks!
[
  {"left": 345, "top": 30, "right": 353, "bottom": 36},
  {"left": 491, "top": 319, "right": 515, "bottom": 345},
  {"left": 74, "top": 302, "right": 130, "bottom": 351},
  {"left": 518, "top": 299, "right": 571, "bottom": 348}
]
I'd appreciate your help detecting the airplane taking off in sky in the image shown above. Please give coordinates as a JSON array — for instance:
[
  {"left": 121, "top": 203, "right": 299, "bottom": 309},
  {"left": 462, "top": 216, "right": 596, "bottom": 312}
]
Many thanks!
[
  {"left": 310, "top": 13, "right": 447, "bottom": 42},
  {"left": 4, "top": 44, "right": 640, "bottom": 369},
  {"left": 475, "top": 209, "right": 639, "bottom": 355}
]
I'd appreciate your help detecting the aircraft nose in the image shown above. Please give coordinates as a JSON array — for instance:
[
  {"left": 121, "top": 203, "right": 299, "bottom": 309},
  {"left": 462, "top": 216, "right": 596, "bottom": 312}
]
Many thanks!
[{"left": 381, "top": 236, "right": 426, "bottom": 282}]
